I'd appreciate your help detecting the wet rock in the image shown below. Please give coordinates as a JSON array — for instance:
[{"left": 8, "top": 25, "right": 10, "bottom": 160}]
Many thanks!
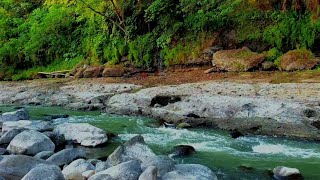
[
  {"left": 62, "top": 159, "right": 95, "bottom": 180},
  {"left": 162, "top": 164, "right": 218, "bottom": 180},
  {"left": 150, "top": 96, "right": 181, "bottom": 107},
  {"left": 34, "top": 151, "right": 54, "bottom": 160},
  {"left": 21, "top": 165, "right": 64, "bottom": 180},
  {"left": 42, "top": 131, "right": 66, "bottom": 147},
  {"left": 96, "top": 161, "right": 112, "bottom": 172},
  {"left": 46, "top": 148, "right": 86, "bottom": 166},
  {"left": 0, "top": 155, "right": 53, "bottom": 180},
  {"left": 102, "top": 66, "right": 126, "bottom": 77},
  {"left": 7, "top": 130, "right": 55, "bottom": 155},
  {"left": 279, "top": 49, "right": 319, "bottom": 71},
  {"left": 53, "top": 123, "right": 108, "bottom": 147},
  {"left": 83, "top": 66, "right": 104, "bottom": 78},
  {"left": 0, "top": 108, "right": 29, "bottom": 122},
  {"left": 0, "top": 128, "right": 26, "bottom": 144},
  {"left": 44, "top": 114, "right": 69, "bottom": 121},
  {"left": 173, "top": 145, "right": 196, "bottom": 157},
  {"left": 82, "top": 170, "right": 95, "bottom": 179},
  {"left": 139, "top": 166, "right": 157, "bottom": 180},
  {"left": 230, "top": 129, "right": 244, "bottom": 139},
  {"left": 107, "top": 135, "right": 156, "bottom": 166},
  {"left": 141, "top": 155, "right": 175, "bottom": 177},
  {"left": 212, "top": 47, "right": 265, "bottom": 72},
  {"left": 89, "top": 160, "right": 142, "bottom": 180},
  {"left": 273, "top": 166, "right": 303, "bottom": 180},
  {"left": 177, "top": 122, "right": 191, "bottom": 129},
  {"left": 238, "top": 165, "right": 254, "bottom": 172}
]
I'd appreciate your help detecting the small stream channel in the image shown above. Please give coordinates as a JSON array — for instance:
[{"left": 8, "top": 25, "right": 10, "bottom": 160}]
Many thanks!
[{"left": 1, "top": 105, "right": 319, "bottom": 180}]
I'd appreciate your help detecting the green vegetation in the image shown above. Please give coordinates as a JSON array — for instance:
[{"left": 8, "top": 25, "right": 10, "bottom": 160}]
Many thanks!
[{"left": 0, "top": 0, "right": 320, "bottom": 80}]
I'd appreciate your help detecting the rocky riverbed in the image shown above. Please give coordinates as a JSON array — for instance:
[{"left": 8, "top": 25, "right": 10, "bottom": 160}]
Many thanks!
[{"left": 0, "top": 79, "right": 320, "bottom": 140}]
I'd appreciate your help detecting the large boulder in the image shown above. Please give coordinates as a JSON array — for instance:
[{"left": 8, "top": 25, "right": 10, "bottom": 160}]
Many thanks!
[
  {"left": 83, "top": 66, "right": 104, "bottom": 78},
  {"left": 7, "top": 130, "right": 55, "bottom": 155},
  {"left": 273, "top": 166, "right": 303, "bottom": 180},
  {"left": 102, "top": 66, "right": 126, "bottom": 77},
  {"left": 21, "top": 165, "right": 64, "bottom": 180},
  {"left": 162, "top": 164, "right": 218, "bottom": 180},
  {"left": 0, "top": 155, "right": 53, "bottom": 180},
  {"left": 139, "top": 166, "right": 157, "bottom": 180},
  {"left": 53, "top": 123, "right": 108, "bottom": 147},
  {"left": 141, "top": 155, "right": 175, "bottom": 177},
  {"left": 278, "top": 49, "right": 319, "bottom": 71},
  {"left": 34, "top": 151, "right": 55, "bottom": 160},
  {"left": 89, "top": 160, "right": 142, "bottom": 180},
  {"left": 107, "top": 135, "right": 156, "bottom": 166},
  {"left": 0, "top": 128, "right": 26, "bottom": 144},
  {"left": 42, "top": 131, "right": 66, "bottom": 147},
  {"left": 1, "top": 120, "right": 53, "bottom": 133},
  {"left": 62, "top": 159, "right": 95, "bottom": 180},
  {"left": 212, "top": 47, "right": 265, "bottom": 72},
  {"left": 46, "top": 148, "right": 86, "bottom": 166},
  {"left": 172, "top": 145, "right": 196, "bottom": 157},
  {"left": 96, "top": 161, "right": 112, "bottom": 172},
  {"left": 0, "top": 108, "right": 29, "bottom": 122}
]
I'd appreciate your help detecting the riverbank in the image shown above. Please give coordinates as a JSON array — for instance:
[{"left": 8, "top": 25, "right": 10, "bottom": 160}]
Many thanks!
[{"left": 1, "top": 70, "right": 320, "bottom": 140}]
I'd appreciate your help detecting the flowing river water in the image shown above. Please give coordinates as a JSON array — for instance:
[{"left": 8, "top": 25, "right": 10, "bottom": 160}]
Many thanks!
[{"left": 1, "top": 105, "right": 319, "bottom": 179}]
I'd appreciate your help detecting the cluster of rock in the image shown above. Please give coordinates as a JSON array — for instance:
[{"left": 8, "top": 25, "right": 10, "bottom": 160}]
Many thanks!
[
  {"left": 0, "top": 108, "right": 221, "bottom": 180},
  {"left": 205, "top": 47, "right": 319, "bottom": 73}
]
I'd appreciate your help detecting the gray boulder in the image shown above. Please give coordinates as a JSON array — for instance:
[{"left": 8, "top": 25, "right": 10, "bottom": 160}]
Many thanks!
[
  {"left": 82, "top": 170, "right": 95, "bottom": 179},
  {"left": 273, "top": 166, "right": 303, "bottom": 180},
  {"left": 0, "top": 128, "right": 26, "bottom": 144},
  {"left": 89, "top": 160, "right": 142, "bottom": 180},
  {"left": 7, "top": 130, "right": 55, "bottom": 155},
  {"left": 89, "top": 174, "right": 114, "bottom": 180},
  {"left": 107, "top": 135, "right": 156, "bottom": 166},
  {"left": 0, "top": 155, "right": 53, "bottom": 180},
  {"left": 47, "top": 148, "right": 86, "bottom": 166},
  {"left": 53, "top": 123, "right": 108, "bottom": 147},
  {"left": 34, "top": 151, "right": 54, "bottom": 160},
  {"left": 25, "top": 121, "right": 54, "bottom": 132},
  {"left": 0, "top": 148, "right": 6, "bottom": 155},
  {"left": 21, "top": 165, "right": 64, "bottom": 180},
  {"left": 42, "top": 131, "right": 66, "bottom": 147},
  {"left": 162, "top": 164, "right": 218, "bottom": 180},
  {"left": 0, "top": 108, "right": 29, "bottom": 122},
  {"left": 139, "top": 166, "right": 157, "bottom": 180},
  {"left": 1, "top": 121, "right": 31, "bottom": 132},
  {"left": 96, "top": 161, "right": 112, "bottom": 172},
  {"left": 141, "top": 155, "right": 175, "bottom": 177},
  {"left": 62, "top": 159, "right": 95, "bottom": 180}
]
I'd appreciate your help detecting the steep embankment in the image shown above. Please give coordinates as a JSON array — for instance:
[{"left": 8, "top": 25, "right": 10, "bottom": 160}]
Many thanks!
[{"left": 1, "top": 73, "right": 320, "bottom": 140}]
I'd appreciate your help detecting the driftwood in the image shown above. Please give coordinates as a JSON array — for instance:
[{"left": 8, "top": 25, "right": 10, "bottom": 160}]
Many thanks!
[{"left": 38, "top": 70, "right": 71, "bottom": 78}]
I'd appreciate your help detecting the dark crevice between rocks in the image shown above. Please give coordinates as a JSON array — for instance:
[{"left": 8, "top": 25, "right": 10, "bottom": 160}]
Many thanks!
[
  {"left": 150, "top": 95, "right": 182, "bottom": 107},
  {"left": 303, "top": 109, "right": 318, "bottom": 118},
  {"left": 311, "top": 121, "right": 320, "bottom": 130}
]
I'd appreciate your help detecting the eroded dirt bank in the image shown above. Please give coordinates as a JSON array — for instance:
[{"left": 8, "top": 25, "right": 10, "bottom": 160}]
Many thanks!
[{"left": 1, "top": 70, "right": 320, "bottom": 140}]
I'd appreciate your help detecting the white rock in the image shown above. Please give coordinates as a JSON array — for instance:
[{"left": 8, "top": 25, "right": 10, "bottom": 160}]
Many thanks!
[
  {"left": 62, "top": 159, "right": 95, "bottom": 180},
  {"left": 2, "top": 120, "right": 32, "bottom": 132},
  {"left": 7, "top": 130, "right": 55, "bottom": 155},
  {"left": 273, "top": 166, "right": 302, "bottom": 179},
  {"left": 53, "top": 123, "right": 108, "bottom": 147},
  {"left": 82, "top": 170, "right": 95, "bottom": 179}
]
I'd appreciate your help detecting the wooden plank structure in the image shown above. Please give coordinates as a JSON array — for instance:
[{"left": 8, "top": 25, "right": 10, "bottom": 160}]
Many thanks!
[{"left": 37, "top": 70, "right": 71, "bottom": 78}]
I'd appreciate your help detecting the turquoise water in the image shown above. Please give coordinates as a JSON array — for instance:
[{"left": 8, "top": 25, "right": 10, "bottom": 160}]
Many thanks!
[{"left": 1, "top": 105, "right": 320, "bottom": 179}]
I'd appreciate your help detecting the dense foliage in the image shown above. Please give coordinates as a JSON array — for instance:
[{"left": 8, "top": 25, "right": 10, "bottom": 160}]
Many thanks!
[{"left": 0, "top": 0, "right": 319, "bottom": 80}]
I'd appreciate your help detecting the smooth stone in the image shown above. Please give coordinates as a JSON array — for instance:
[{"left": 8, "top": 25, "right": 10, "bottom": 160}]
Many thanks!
[
  {"left": 107, "top": 135, "right": 156, "bottom": 166},
  {"left": 95, "top": 161, "right": 112, "bottom": 173},
  {"left": 21, "top": 165, "right": 64, "bottom": 180},
  {"left": 141, "top": 155, "right": 175, "bottom": 176},
  {"left": 273, "top": 166, "right": 303, "bottom": 180},
  {"left": 62, "top": 159, "right": 95, "bottom": 180},
  {"left": 0, "top": 128, "right": 26, "bottom": 144},
  {"left": 53, "top": 123, "right": 108, "bottom": 147},
  {"left": 139, "top": 166, "right": 157, "bottom": 180},
  {"left": 0, "top": 108, "right": 29, "bottom": 122},
  {"left": 7, "top": 130, "right": 55, "bottom": 155},
  {"left": 46, "top": 148, "right": 86, "bottom": 166},
  {"left": 82, "top": 170, "right": 95, "bottom": 179},
  {"left": 0, "top": 155, "right": 53, "bottom": 180},
  {"left": 34, "top": 151, "right": 55, "bottom": 160},
  {"left": 2, "top": 121, "right": 32, "bottom": 133},
  {"left": 89, "top": 174, "right": 114, "bottom": 180},
  {"left": 162, "top": 164, "right": 218, "bottom": 180},
  {"left": 89, "top": 160, "right": 142, "bottom": 180}
]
